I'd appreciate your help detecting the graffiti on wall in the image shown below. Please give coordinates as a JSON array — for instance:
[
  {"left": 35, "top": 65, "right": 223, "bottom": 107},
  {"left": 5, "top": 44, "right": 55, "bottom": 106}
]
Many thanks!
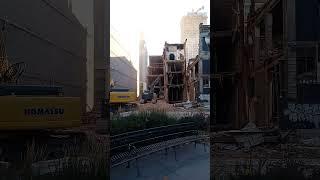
[{"left": 288, "top": 104, "right": 320, "bottom": 129}]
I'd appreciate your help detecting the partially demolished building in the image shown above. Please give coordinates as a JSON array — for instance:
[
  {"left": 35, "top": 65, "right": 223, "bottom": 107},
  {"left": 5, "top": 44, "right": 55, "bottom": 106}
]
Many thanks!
[
  {"left": 212, "top": 0, "right": 320, "bottom": 178},
  {"left": 163, "top": 42, "right": 188, "bottom": 103},
  {"left": 212, "top": 0, "right": 320, "bottom": 130},
  {"left": 147, "top": 55, "right": 164, "bottom": 97},
  {"left": 187, "top": 57, "right": 199, "bottom": 102},
  {"left": 246, "top": 0, "right": 320, "bottom": 129},
  {"left": 187, "top": 24, "right": 210, "bottom": 103},
  {"left": 144, "top": 23, "right": 209, "bottom": 105}
]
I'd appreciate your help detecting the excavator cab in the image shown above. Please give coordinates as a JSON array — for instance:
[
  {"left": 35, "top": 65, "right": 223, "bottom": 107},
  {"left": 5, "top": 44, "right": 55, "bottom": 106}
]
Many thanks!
[
  {"left": 109, "top": 79, "right": 138, "bottom": 113},
  {"left": 140, "top": 90, "right": 157, "bottom": 104},
  {"left": 140, "top": 76, "right": 160, "bottom": 104}
]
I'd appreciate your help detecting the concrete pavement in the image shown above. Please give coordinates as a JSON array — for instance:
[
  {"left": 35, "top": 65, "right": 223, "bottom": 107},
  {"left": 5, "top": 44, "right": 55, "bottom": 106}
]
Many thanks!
[
  {"left": 111, "top": 143, "right": 210, "bottom": 180},
  {"left": 111, "top": 142, "right": 209, "bottom": 180}
]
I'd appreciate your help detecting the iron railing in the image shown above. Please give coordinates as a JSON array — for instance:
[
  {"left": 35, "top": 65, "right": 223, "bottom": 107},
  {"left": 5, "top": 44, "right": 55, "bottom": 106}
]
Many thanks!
[{"left": 111, "top": 122, "right": 200, "bottom": 155}]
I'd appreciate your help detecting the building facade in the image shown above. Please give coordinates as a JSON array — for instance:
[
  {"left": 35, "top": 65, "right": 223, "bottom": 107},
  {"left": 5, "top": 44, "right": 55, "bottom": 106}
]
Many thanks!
[
  {"left": 181, "top": 11, "right": 207, "bottom": 62},
  {"left": 212, "top": 0, "right": 320, "bottom": 130},
  {"left": 186, "top": 24, "right": 210, "bottom": 103},
  {"left": 71, "top": 0, "right": 109, "bottom": 114},
  {"left": 163, "top": 42, "right": 187, "bottom": 103},
  {"left": 110, "top": 56, "right": 137, "bottom": 93},
  {"left": 199, "top": 24, "right": 210, "bottom": 100},
  {"left": 71, "top": 0, "right": 94, "bottom": 111},
  {"left": 245, "top": 0, "right": 320, "bottom": 129},
  {"left": 110, "top": 27, "right": 136, "bottom": 93}
]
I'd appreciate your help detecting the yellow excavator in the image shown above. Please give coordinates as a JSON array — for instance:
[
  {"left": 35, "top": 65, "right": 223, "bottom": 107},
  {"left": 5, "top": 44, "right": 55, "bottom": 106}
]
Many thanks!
[
  {"left": 109, "top": 79, "right": 137, "bottom": 113},
  {"left": 0, "top": 22, "right": 84, "bottom": 161}
]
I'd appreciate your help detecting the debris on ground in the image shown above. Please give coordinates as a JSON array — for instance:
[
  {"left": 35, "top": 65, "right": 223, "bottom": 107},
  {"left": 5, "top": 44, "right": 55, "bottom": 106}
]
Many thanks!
[
  {"left": 173, "top": 101, "right": 197, "bottom": 109},
  {"left": 234, "top": 134, "right": 264, "bottom": 149},
  {"left": 240, "top": 122, "right": 261, "bottom": 132},
  {"left": 301, "top": 137, "right": 320, "bottom": 146},
  {"left": 115, "top": 99, "right": 211, "bottom": 119},
  {"left": 137, "top": 100, "right": 175, "bottom": 112},
  {"left": 211, "top": 126, "right": 320, "bottom": 178}
]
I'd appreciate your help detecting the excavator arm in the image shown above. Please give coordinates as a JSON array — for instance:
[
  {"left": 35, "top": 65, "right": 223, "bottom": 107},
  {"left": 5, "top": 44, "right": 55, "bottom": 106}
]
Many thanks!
[{"left": 0, "top": 24, "right": 25, "bottom": 83}]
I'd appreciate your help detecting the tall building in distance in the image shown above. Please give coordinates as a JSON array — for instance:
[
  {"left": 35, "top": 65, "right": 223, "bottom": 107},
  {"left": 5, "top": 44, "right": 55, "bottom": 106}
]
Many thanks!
[
  {"left": 139, "top": 33, "right": 148, "bottom": 95},
  {"left": 181, "top": 8, "right": 208, "bottom": 62}
]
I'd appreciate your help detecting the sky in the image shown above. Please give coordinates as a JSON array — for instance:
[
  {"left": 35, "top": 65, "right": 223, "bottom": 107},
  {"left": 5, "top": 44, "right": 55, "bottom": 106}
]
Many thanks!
[{"left": 110, "top": 0, "right": 210, "bottom": 71}]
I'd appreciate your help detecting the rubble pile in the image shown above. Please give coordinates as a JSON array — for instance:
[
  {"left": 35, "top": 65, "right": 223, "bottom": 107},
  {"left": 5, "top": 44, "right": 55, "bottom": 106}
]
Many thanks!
[
  {"left": 211, "top": 123, "right": 320, "bottom": 178},
  {"left": 138, "top": 99, "right": 210, "bottom": 112},
  {"left": 137, "top": 100, "right": 176, "bottom": 112}
]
